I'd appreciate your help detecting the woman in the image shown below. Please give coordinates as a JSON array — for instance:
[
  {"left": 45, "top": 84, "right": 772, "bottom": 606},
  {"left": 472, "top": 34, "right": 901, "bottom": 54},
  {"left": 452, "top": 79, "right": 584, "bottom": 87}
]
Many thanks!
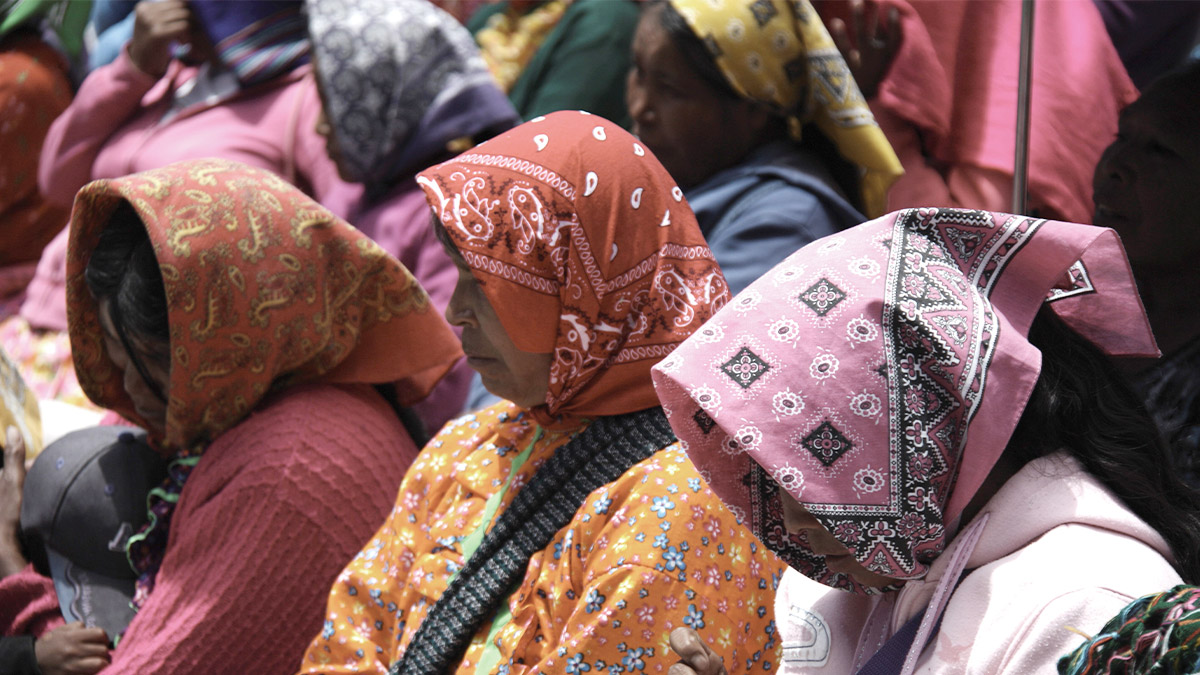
[
  {"left": 6, "top": 0, "right": 351, "bottom": 415},
  {"left": 307, "top": 0, "right": 520, "bottom": 430},
  {"left": 296, "top": 111, "right": 785, "bottom": 674},
  {"left": 625, "top": 0, "right": 902, "bottom": 294},
  {"left": 0, "top": 158, "right": 462, "bottom": 674},
  {"left": 653, "top": 207, "right": 1200, "bottom": 672},
  {"left": 1092, "top": 62, "right": 1200, "bottom": 488}
]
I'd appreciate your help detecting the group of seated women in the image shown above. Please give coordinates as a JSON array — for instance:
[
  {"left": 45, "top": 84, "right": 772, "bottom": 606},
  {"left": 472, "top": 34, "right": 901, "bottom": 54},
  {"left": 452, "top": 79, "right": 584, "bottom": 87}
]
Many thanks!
[{"left": 1, "top": 0, "right": 1198, "bottom": 674}]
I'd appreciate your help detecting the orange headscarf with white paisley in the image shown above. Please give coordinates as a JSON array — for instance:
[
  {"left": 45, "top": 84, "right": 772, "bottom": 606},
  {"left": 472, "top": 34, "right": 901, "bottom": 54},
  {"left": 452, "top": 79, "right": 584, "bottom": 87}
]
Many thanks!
[
  {"left": 417, "top": 110, "right": 728, "bottom": 421},
  {"left": 66, "top": 158, "right": 462, "bottom": 451}
]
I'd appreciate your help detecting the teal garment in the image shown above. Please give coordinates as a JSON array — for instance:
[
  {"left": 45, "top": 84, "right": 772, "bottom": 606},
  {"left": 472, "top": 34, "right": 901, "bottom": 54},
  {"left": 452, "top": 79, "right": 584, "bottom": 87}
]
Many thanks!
[{"left": 468, "top": 0, "right": 638, "bottom": 128}]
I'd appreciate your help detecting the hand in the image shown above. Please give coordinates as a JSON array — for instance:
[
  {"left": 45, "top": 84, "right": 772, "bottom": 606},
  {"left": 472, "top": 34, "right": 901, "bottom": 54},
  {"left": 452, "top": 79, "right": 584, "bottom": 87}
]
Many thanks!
[
  {"left": 0, "top": 426, "right": 28, "bottom": 578},
  {"left": 127, "top": 0, "right": 193, "bottom": 77},
  {"left": 668, "top": 626, "right": 728, "bottom": 675},
  {"left": 35, "top": 622, "right": 112, "bottom": 675},
  {"left": 827, "top": 0, "right": 901, "bottom": 100}
]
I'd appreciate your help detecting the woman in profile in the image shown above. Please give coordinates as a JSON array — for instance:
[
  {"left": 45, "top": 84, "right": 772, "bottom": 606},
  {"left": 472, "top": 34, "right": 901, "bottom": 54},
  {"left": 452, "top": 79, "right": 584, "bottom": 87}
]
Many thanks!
[
  {"left": 0, "top": 158, "right": 461, "bottom": 674},
  {"left": 654, "top": 207, "right": 1200, "bottom": 673}
]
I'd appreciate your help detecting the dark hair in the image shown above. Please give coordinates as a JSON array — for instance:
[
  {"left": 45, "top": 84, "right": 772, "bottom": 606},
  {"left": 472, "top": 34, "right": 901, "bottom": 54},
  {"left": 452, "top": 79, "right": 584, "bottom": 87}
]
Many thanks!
[
  {"left": 653, "top": 0, "right": 863, "bottom": 213},
  {"left": 84, "top": 201, "right": 171, "bottom": 401},
  {"left": 1007, "top": 307, "right": 1200, "bottom": 583}
]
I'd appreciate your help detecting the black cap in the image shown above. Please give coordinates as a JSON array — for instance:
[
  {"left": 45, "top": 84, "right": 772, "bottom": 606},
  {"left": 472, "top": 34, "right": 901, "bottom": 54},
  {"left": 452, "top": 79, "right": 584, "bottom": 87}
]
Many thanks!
[{"left": 20, "top": 426, "right": 168, "bottom": 640}]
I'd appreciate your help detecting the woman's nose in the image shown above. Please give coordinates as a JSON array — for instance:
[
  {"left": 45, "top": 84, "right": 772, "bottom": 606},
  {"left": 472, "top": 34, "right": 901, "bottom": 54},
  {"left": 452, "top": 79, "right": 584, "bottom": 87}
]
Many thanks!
[{"left": 626, "top": 71, "right": 653, "bottom": 127}]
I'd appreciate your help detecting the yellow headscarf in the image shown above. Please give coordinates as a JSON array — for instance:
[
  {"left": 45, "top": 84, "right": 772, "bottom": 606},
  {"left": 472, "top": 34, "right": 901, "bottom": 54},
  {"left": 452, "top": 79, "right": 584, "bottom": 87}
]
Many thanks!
[{"left": 667, "top": 0, "right": 902, "bottom": 217}]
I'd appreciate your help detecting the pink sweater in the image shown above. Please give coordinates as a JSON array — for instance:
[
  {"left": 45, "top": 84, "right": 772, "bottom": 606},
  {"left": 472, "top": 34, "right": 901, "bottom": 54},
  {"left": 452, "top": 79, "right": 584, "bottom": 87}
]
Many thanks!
[
  {"left": 0, "top": 383, "right": 416, "bottom": 674},
  {"left": 776, "top": 452, "right": 1182, "bottom": 674},
  {"left": 25, "top": 48, "right": 351, "bottom": 331}
]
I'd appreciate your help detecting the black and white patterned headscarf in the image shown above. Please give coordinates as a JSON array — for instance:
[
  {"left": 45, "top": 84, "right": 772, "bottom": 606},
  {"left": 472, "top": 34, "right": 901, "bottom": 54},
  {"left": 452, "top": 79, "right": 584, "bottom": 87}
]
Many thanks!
[{"left": 306, "top": 0, "right": 519, "bottom": 190}]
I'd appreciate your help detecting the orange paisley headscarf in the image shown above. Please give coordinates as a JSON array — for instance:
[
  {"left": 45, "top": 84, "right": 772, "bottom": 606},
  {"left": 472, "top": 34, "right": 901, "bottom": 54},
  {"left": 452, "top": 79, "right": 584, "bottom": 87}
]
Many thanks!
[
  {"left": 417, "top": 111, "right": 728, "bottom": 421},
  {"left": 66, "top": 158, "right": 462, "bottom": 451}
]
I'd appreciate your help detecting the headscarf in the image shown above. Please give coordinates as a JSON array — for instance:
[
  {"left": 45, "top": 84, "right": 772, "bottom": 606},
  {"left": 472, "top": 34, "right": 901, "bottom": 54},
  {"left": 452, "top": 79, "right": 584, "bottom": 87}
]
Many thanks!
[
  {"left": 418, "top": 110, "right": 728, "bottom": 422},
  {"left": 666, "top": 0, "right": 902, "bottom": 218},
  {"left": 307, "top": 0, "right": 519, "bottom": 193},
  {"left": 0, "top": 0, "right": 90, "bottom": 58},
  {"left": 67, "top": 157, "right": 461, "bottom": 452},
  {"left": 66, "top": 157, "right": 461, "bottom": 608},
  {"left": 189, "top": 0, "right": 310, "bottom": 87},
  {"left": 652, "top": 208, "right": 1158, "bottom": 594},
  {"left": 1058, "top": 585, "right": 1200, "bottom": 675}
]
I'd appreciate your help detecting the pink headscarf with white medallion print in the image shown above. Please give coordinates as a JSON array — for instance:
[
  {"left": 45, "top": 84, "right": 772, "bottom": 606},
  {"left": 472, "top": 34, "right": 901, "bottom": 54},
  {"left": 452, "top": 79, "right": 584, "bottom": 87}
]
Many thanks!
[{"left": 652, "top": 207, "right": 1157, "bottom": 593}]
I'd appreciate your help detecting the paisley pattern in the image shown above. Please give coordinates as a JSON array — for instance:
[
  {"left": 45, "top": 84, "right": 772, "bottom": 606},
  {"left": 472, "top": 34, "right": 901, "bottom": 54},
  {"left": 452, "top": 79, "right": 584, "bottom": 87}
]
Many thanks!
[
  {"left": 298, "top": 402, "right": 785, "bottom": 675},
  {"left": 307, "top": 0, "right": 517, "bottom": 187},
  {"left": 666, "top": 0, "right": 902, "bottom": 217},
  {"left": 65, "top": 157, "right": 462, "bottom": 451},
  {"left": 653, "top": 208, "right": 1158, "bottom": 593},
  {"left": 418, "top": 111, "right": 728, "bottom": 421}
]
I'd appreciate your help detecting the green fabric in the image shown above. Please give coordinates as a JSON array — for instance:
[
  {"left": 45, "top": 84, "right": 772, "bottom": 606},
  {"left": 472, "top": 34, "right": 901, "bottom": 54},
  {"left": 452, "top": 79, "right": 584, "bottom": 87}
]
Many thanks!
[
  {"left": 468, "top": 0, "right": 639, "bottom": 129},
  {"left": 0, "top": 0, "right": 91, "bottom": 57},
  {"left": 1058, "top": 585, "right": 1200, "bottom": 674}
]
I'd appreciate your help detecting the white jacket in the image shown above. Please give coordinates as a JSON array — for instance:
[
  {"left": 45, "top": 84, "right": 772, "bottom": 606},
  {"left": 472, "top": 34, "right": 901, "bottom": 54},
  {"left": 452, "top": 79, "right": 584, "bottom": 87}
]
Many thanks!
[{"left": 776, "top": 451, "right": 1182, "bottom": 673}]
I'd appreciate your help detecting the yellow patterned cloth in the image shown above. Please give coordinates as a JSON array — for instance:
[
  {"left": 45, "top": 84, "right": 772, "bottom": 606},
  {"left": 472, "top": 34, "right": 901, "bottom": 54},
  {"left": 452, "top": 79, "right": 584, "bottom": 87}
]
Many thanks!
[
  {"left": 475, "top": 0, "right": 570, "bottom": 93},
  {"left": 298, "top": 401, "right": 785, "bottom": 674},
  {"left": 668, "top": 0, "right": 902, "bottom": 217}
]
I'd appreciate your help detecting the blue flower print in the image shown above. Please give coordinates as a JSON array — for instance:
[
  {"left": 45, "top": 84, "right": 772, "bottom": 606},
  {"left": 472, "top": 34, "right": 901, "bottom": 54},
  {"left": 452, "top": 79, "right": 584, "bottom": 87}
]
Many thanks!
[
  {"left": 566, "top": 653, "right": 592, "bottom": 673},
  {"left": 666, "top": 483, "right": 679, "bottom": 494},
  {"left": 662, "top": 546, "right": 686, "bottom": 571},
  {"left": 653, "top": 533, "right": 669, "bottom": 549},
  {"left": 688, "top": 477, "right": 702, "bottom": 492},
  {"left": 651, "top": 496, "right": 675, "bottom": 517},
  {"left": 585, "top": 589, "right": 606, "bottom": 613},
  {"left": 593, "top": 491, "right": 613, "bottom": 515},
  {"left": 621, "top": 647, "right": 650, "bottom": 673},
  {"left": 684, "top": 604, "right": 706, "bottom": 630},
  {"left": 321, "top": 619, "right": 335, "bottom": 640}
]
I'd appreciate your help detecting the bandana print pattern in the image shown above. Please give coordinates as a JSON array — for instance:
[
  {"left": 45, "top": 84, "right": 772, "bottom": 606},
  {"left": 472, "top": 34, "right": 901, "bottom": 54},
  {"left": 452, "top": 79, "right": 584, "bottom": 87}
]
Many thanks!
[
  {"left": 654, "top": 207, "right": 1159, "bottom": 593},
  {"left": 418, "top": 111, "right": 727, "bottom": 420}
]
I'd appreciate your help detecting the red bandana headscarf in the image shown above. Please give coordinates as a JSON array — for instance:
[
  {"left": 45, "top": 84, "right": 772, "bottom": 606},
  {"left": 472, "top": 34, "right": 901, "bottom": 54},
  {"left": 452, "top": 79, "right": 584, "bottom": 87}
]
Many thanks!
[
  {"left": 654, "top": 208, "right": 1158, "bottom": 593},
  {"left": 418, "top": 110, "right": 728, "bottom": 421},
  {"left": 67, "top": 157, "right": 462, "bottom": 450}
]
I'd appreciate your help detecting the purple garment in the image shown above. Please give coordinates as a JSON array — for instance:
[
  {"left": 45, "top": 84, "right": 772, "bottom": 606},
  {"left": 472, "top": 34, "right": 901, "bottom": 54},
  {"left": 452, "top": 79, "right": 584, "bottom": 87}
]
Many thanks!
[{"left": 1093, "top": 0, "right": 1200, "bottom": 88}]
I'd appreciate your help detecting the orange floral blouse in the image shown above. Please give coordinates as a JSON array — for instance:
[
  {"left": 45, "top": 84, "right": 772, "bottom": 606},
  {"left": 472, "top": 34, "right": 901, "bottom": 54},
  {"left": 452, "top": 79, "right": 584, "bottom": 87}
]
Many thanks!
[{"left": 298, "top": 401, "right": 786, "bottom": 674}]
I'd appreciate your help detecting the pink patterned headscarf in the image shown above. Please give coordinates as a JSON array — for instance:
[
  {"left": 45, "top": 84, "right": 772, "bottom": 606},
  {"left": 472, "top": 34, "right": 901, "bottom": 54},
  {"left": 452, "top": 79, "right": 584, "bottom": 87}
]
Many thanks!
[{"left": 652, "top": 208, "right": 1157, "bottom": 593}]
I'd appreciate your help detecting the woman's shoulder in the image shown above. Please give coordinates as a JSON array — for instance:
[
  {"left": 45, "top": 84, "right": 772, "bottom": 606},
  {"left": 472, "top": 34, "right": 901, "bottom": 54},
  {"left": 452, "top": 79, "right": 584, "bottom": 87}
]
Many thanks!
[{"left": 197, "top": 382, "right": 416, "bottom": 478}]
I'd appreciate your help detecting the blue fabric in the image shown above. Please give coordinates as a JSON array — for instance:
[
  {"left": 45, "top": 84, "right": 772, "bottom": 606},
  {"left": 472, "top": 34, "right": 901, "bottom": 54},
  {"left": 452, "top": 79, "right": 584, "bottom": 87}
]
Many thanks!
[
  {"left": 86, "top": 0, "right": 135, "bottom": 70},
  {"left": 685, "top": 140, "right": 864, "bottom": 294}
]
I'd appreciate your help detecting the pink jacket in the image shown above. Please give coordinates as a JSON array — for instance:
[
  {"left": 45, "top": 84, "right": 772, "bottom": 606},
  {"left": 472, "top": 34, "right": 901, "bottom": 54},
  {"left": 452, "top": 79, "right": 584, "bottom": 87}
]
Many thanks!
[
  {"left": 777, "top": 452, "right": 1182, "bottom": 674},
  {"left": 25, "top": 48, "right": 351, "bottom": 331},
  {"left": 0, "top": 383, "right": 417, "bottom": 674}
]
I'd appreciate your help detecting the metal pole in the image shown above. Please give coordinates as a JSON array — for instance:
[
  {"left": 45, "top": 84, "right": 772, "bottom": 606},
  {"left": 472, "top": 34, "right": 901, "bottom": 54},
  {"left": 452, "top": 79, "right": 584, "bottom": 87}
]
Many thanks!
[{"left": 1012, "top": 0, "right": 1035, "bottom": 214}]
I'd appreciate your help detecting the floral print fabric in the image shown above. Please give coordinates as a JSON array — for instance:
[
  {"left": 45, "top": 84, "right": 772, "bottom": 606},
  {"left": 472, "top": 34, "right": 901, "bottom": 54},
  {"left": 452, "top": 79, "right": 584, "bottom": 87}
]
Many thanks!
[
  {"left": 298, "top": 401, "right": 785, "bottom": 675},
  {"left": 652, "top": 208, "right": 1158, "bottom": 592},
  {"left": 666, "top": 0, "right": 902, "bottom": 217}
]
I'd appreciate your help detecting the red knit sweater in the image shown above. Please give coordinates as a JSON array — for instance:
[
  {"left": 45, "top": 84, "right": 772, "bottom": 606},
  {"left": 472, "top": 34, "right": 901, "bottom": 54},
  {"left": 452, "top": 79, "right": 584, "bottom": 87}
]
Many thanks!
[{"left": 0, "top": 383, "right": 417, "bottom": 674}]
